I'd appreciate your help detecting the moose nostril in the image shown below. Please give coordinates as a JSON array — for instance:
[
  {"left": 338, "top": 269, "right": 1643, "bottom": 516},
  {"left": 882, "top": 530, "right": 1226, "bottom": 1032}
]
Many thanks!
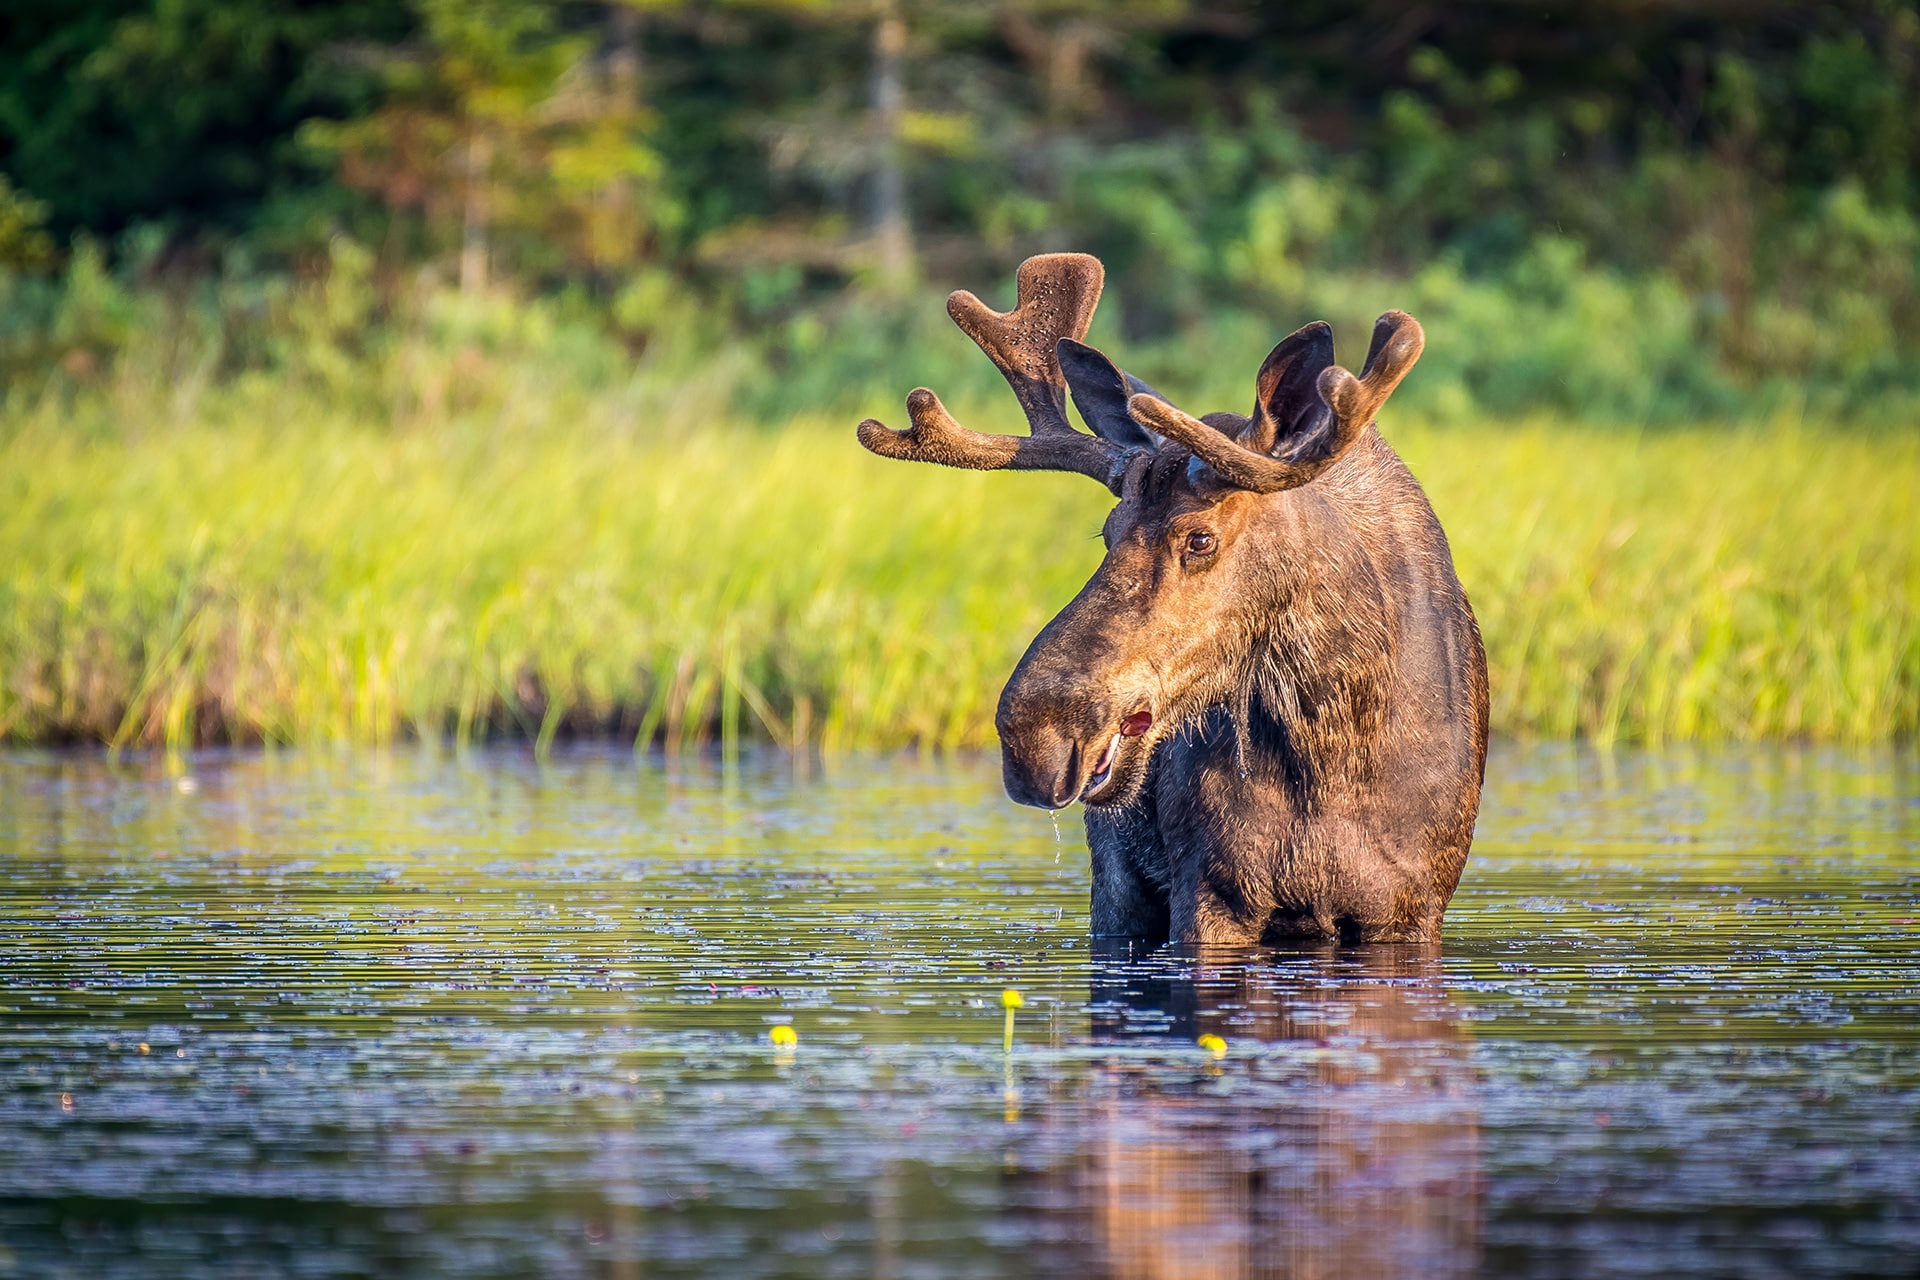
[{"left": 1048, "top": 740, "right": 1082, "bottom": 808}]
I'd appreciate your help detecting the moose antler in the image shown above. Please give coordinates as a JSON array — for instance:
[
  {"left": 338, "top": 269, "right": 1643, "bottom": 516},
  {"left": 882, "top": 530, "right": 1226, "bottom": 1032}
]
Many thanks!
[
  {"left": 856, "top": 253, "right": 1134, "bottom": 493},
  {"left": 1127, "top": 311, "right": 1425, "bottom": 494}
]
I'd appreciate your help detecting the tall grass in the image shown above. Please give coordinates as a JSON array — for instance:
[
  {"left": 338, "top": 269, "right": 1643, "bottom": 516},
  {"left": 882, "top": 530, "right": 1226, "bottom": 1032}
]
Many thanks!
[{"left": 1, "top": 377, "right": 1914, "bottom": 751}]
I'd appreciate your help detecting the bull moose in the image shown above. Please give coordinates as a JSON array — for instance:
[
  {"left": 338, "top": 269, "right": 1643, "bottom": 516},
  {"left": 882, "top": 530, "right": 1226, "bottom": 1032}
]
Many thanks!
[{"left": 857, "top": 253, "right": 1488, "bottom": 945}]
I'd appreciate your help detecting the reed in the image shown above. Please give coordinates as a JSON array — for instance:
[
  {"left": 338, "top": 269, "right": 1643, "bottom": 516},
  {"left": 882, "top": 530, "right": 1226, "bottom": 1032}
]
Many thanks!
[{"left": 2, "top": 388, "right": 1913, "bottom": 751}]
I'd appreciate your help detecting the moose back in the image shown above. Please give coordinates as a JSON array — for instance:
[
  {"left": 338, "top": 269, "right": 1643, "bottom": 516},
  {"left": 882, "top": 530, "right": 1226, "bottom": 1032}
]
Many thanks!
[{"left": 858, "top": 254, "right": 1488, "bottom": 945}]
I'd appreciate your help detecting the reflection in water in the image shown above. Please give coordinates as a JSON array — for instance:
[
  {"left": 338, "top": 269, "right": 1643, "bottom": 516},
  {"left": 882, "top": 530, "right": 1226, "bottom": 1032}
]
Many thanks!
[{"left": 1047, "top": 948, "right": 1479, "bottom": 1279}]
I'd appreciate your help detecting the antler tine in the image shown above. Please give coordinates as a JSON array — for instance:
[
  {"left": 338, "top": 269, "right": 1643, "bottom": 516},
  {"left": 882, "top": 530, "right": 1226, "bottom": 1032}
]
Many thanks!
[
  {"left": 946, "top": 252, "right": 1101, "bottom": 438},
  {"left": 1126, "top": 311, "right": 1425, "bottom": 495},
  {"left": 855, "top": 253, "right": 1133, "bottom": 493},
  {"left": 1316, "top": 309, "right": 1425, "bottom": 433}
]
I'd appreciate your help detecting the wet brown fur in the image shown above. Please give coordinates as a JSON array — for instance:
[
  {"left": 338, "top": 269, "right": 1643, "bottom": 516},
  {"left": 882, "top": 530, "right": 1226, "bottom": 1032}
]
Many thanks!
[
  {"left": 1008, "top": 427, "right": 1488, "bottom": 945},
  {"left": 857, "top": 254, "right": 1489, "bottom": 946}
]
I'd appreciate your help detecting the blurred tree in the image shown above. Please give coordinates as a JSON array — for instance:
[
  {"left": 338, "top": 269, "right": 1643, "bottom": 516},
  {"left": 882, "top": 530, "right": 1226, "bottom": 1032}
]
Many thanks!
[
  {"left": 0, "top": 175, "right": 53, "bottom": 270},
  {"left": 298, "top": 0, "right": 680, "bottom": 292},
  {"left": 992, "top": 0, "right": 1188, "bottom": 125},
  {"left": 2, "top": 0, "right": 1916, "bottom": 404},
  {"left": 0, "top": 0, "right": 409, "bottom": 241},
  {"left": 702, "top": 0, "right": 989, "bottom": 292}
]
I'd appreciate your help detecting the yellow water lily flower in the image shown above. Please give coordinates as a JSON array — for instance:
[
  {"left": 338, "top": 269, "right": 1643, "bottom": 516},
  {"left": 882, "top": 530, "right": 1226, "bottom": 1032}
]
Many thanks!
[{"left": 1001, "top": 988, "right": 1024, "bottom": 1053}]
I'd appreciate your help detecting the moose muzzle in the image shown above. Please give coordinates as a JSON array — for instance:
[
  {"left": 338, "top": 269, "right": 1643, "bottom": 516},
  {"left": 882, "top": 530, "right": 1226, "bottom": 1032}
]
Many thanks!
[
  {"left": 997, "top": 658, "right": 1157, "bottom": 811},
  {"left": 998, "top": 716, "right": 1092, "bottom": 810}
]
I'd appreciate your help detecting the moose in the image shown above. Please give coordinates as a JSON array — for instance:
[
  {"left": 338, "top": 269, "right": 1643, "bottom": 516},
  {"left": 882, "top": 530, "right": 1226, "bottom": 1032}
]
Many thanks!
[{"left": 857, "top": 253, "right": 1488, "bottom": 945}]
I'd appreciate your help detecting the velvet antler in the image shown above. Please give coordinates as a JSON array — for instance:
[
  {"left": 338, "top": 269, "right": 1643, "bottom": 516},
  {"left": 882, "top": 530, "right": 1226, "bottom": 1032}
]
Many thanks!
[
  {"left": 856, "top": 254, "right": 1135, "bottom": 493},
  {"left": 1126, "top": 311, "right": 1425, "bottom": 494}
]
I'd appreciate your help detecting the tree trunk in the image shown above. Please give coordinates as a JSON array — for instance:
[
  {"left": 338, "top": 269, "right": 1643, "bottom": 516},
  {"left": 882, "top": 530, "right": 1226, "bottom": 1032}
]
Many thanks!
[
  {"left": 608, "top": 4, "right": 641, "bottom": 104},
  {"left": 460, "top": 131, "right": 491, "bottom": 296},
  {"left": 600, "top": 4, "right": 644, "bottom": 277},
  {"left": 870, "top": 2, "right": 912, "bottom": 293}
]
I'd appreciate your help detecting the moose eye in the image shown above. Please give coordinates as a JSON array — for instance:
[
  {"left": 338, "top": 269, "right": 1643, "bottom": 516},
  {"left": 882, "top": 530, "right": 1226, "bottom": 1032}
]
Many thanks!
[{"left": 1184, "top": 530, "right": 1218, "bottom": 557}]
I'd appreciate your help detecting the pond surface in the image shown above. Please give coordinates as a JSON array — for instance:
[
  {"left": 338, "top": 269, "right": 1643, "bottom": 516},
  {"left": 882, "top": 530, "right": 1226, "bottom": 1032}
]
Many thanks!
[{"left": 1, "top": 743, "right": 1916, "bottom": 1279}]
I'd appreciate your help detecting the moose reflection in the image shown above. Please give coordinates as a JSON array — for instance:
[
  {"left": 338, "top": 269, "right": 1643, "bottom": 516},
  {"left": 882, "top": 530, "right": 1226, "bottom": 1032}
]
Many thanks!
[{"left": 1031, "top": 948, "right": 1481, "bottom": 1279}]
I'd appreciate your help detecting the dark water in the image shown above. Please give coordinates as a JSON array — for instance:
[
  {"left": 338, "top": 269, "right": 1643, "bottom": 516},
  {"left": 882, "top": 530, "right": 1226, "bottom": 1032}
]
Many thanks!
[{"left": 1, "top": 744, "right": 1916, "bottom": 1279}]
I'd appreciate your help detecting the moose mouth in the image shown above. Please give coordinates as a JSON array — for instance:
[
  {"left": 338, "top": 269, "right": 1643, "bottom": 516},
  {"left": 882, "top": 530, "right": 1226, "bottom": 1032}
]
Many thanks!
[{"left": 1080, "top": 709, "right": 1155, "bottom": 804}]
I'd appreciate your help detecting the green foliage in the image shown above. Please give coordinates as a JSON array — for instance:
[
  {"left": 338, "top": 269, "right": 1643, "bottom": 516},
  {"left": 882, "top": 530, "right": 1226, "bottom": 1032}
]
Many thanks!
[
  {"left": 0, "top": 0, "right": 410, "bottom": 235},
  {"left": 297, "top": 0, "right": 679, "bottom": 286},
  {"left": 0, "top": 175, "right": 52, "bottom": 270},
  {"left": 0, "top": 345, "right": 1913, "bottom": 750},
  {"left": 2, "top": 1, "right": 1918, "bottom": 416}
]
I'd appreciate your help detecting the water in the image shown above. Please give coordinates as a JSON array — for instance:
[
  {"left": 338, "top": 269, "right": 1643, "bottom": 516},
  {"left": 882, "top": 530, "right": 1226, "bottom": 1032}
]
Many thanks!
[{"left": 2, "top": 743, "right": 1916, "bottom": 1279}]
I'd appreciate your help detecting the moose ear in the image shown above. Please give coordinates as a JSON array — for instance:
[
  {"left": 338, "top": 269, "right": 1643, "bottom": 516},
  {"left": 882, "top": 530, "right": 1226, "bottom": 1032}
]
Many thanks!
[
  {"left": 1245, "top": 320, "right": 1336, "bottom": 460},
  {"left": 1057, "top": 338, "right": 1161, "bottom": 451}
]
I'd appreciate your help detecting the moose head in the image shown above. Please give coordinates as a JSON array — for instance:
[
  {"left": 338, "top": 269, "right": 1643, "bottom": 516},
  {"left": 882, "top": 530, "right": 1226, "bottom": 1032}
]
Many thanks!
[{"left": 857, "top": 253, "right": 1425, "bottom": 815}]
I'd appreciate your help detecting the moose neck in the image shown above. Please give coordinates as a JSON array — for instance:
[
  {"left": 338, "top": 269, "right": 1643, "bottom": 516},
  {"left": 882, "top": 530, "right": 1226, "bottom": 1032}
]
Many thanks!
[{"left": 1231, "top": 482, "right": 1397, "bottom": 801}]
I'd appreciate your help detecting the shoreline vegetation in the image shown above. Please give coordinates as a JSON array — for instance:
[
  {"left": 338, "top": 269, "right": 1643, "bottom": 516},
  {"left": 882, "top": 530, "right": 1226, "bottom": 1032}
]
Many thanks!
[
  {"left": 4, "top": 4, "right": 1917, "bottom": 751},
  {"left": 3, "top": 325, "right": 1913, "bottom": 754}
]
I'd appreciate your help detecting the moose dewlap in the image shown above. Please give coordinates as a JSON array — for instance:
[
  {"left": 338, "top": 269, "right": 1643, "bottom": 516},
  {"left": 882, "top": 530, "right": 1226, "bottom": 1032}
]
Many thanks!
[{"left": 857, "top": 254, "right": 1489, "bottom": 945}]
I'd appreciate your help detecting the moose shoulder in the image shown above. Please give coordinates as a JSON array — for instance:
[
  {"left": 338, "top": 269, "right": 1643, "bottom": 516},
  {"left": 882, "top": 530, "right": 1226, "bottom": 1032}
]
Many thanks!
[{"left": 857, "top": 253, "right": 1489, "bottom": 945}]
